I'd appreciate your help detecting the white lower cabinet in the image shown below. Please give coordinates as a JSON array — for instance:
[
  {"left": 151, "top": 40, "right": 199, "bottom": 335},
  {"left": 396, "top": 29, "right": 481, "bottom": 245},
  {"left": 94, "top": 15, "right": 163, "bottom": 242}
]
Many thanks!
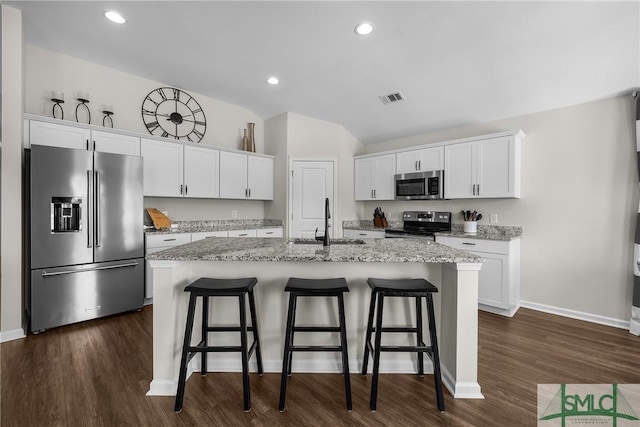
[
  {"left": 257, "top": 228, "right": 283, "bottom": 237},
  {"left": 145, "top": 233, "right": 192, "bottom": 301},
  {"left": 228, "top": 229, "right": 258, "bottom": 237},
  {"left": 343, "top": 229, "right": 385, "bottom": 239},
  {"left": 191, "top": 231, "right": 229, "bottom": 241},
  {"left": 435, "top": 236, "right": 520, "bottom": 317}
]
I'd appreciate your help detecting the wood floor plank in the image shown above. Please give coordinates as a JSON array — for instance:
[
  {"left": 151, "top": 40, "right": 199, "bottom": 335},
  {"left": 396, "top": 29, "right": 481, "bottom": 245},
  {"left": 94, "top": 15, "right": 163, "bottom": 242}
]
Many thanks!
[{"left": 3, "top": 306, "right": 640, "bottom": 426}]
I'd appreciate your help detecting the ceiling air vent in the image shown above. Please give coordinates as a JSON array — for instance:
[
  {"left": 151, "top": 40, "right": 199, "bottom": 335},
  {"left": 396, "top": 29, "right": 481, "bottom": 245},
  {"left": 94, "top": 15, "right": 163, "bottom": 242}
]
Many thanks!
[{"left": 379, "top": 91, "right": 405, "bottom": 105}]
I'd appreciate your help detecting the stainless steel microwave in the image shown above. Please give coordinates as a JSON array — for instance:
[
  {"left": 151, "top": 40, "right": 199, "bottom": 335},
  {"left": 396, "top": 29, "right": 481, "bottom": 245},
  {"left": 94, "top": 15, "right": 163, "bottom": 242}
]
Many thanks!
[{"left": 394, "top": 170, "right": 445, "bottom": 200}]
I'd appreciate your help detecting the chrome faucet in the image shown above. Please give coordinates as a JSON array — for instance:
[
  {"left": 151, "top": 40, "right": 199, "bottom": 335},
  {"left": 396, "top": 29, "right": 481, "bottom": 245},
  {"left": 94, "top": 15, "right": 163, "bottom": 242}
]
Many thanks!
[{"left": 315, "top": 197, "right": 331, "bottom": 246}]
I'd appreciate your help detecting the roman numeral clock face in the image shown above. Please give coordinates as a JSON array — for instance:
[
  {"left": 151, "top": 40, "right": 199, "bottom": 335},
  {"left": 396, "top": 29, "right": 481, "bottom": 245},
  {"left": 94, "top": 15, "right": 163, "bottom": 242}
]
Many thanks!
[{"left": 141, "top": 87, "right": 207, "bottom": 142}]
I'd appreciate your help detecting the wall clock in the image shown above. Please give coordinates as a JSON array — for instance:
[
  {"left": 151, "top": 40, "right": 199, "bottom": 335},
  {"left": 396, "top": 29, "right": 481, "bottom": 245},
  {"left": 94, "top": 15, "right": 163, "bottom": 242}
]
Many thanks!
[{"left": 141, "top": 87, "right": 207, "bottom": 142}]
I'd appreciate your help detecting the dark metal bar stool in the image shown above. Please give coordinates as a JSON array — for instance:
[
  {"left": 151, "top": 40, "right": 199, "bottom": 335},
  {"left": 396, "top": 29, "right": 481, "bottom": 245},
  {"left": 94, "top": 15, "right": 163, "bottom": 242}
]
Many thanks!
[
  {"left": 278, "top": 277, "right": 352, "bottom": 412},
  {"left": 362, "top": 277, "right": 445, "bottom": 412},
  {"left": 174, "top": 277, "right": 263, "bottom": 413}
]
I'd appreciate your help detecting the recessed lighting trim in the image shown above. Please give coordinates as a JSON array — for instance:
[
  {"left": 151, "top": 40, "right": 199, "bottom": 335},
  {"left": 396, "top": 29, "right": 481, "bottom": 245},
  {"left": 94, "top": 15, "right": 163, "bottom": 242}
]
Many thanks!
[
  {"left": 267, "top": 76, "right": 279, "bottom": 85},
  {"left": 105, "top": 11, "right": 126, "bottom": 24},
  {"left": 355, "top": 22, "right": 374, "bottom": 36}
]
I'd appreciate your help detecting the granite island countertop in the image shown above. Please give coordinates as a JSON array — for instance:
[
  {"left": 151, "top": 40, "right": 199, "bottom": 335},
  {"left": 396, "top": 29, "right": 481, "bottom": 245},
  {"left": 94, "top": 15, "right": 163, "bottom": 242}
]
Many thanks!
[
  {"left": 144, "top": 219, "right": 283, "bottom": 235},
  {"left": 146, "top": 237, "right": 485, "bottom": 264}
]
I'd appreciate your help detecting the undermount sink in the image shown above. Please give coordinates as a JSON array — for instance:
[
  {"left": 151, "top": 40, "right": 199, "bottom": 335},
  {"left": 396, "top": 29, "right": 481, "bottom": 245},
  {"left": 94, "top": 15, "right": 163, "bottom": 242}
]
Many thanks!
[{"left": 287, "top": 238, "right": 366, "bottom": 245}]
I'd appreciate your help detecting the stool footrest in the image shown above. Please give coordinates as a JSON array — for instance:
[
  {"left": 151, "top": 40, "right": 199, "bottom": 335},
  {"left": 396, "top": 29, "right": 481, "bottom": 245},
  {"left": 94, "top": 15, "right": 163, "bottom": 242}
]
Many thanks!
[
  {"left": 188, "top": 345, "right": 243, "bottom": 353},
  {"left": 372, "top": 327, "right": 419, "bottom": 333},
  {"left": 205, "top": 326, "right": 256, "bottom": 332},
  {"left": 291, "top": 345, "right": 342, "bottom": 352},
  {"left": 293, "top": 326, "right": 341, "bottom": 333}
]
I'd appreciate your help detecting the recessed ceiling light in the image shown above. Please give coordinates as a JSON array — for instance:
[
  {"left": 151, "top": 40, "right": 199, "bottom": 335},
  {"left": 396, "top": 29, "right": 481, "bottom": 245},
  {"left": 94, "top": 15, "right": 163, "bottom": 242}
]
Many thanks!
[
  {"left": 267, "top": 77, "right": 279, "bottom": 85},
  {"left": 355, "top": 22, "right": 374, "bottom": 36},
  {"left": 105, "top": 11, "right": 126, "bottom": 24}
]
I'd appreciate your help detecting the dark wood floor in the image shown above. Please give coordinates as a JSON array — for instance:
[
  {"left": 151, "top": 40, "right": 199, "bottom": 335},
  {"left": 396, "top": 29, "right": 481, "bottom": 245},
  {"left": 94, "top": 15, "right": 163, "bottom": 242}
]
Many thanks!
[{"left": 3, "top": 306, "right": 640, "bottom": 426}]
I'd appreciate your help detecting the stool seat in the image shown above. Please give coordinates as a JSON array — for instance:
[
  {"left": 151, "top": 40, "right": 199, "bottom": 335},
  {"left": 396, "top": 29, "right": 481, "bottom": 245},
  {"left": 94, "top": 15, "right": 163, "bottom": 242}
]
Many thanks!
[
  {"left": 186, "top": 277, "right": 257, "bottom": 293},
  {"left": 279, "top": 277, "right": 352, "bottom": 412},
  {"left": 285, "top": 277, "right": 349, "bottom": 293},
  {"left": 367, "top": 278, "right": 438, "bottom": 294}
]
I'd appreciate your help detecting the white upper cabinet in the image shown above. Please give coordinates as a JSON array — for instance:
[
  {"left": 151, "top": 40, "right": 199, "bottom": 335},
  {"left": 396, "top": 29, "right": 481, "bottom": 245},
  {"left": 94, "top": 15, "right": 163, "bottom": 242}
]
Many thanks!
[
  {"left": 396, "top": 147, "right": 444, "bottom": 174},
  {"left": 92, "top": 130, "right": 140, "bottom": 156},
  {"left": 142, "top": 139, "right": 220, "bottom": 198},
  {"left": 445, "top": 135, "right": 521, "bottom": 199},
  {"left": 219, "top": 151, "right": 274, "bottom": 200},
  {"left": 354, "top": 153, "right": 396, "bottom": 201},
  {"left": 29, "top": 120, "right": 140, "bottom": 156},
  {"left": 247, "top": 155, "right": 274, "bottom": 200},
  {"left": 141, "top": 138, "right": 184, "bottom": 197},
  {"left": 183, "top": 145, "right": 220, "bottom": 198}
]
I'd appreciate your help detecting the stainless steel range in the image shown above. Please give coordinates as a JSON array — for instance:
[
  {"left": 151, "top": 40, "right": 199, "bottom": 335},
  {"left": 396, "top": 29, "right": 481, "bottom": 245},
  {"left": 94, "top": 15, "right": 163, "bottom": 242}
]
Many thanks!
[{"left": 384, "top": 211, "right": 451, "bottom": 240}]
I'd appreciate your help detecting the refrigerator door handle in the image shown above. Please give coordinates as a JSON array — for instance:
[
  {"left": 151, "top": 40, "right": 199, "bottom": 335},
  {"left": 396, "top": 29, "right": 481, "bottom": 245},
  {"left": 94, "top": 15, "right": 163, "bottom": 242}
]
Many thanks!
[
  {"left": 95, "top": 170, "right": 101, "bottom": 247},
  {"left": 87, "top": 170, "right": 93, "bottom": 248},
  {"left": 41, "top": 261, "right": 139, "bottom": 277}
]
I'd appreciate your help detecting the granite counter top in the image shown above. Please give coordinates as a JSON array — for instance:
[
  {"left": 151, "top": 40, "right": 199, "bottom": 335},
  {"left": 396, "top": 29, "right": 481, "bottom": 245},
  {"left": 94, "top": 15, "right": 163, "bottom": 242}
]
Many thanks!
[
  {"left": 144, "top": 219, "right": 283, "bottom": 235},
  {"left": 146, "top": 237, "right": 484, "bottom": 264},
  {"left": 342, "top": 220, "right": 522, "bottom": 241},
  {"left": 435, "top": 224, "right": 522, "bottom": 241}
]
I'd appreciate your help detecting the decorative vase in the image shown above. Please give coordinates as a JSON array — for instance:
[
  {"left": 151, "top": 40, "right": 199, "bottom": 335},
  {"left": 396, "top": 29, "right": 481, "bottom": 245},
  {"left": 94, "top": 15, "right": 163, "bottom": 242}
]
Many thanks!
[
  {"left": 241, "top": 129, "right": 249, "bottom": 151},
  {"left": 247, "top": 122, "right": 256, "bottom": 152}
]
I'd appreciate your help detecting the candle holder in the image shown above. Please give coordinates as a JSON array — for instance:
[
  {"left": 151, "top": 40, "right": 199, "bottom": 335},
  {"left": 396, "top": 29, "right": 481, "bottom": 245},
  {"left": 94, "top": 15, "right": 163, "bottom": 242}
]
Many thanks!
[
  {"left": 75, "top": 97, "right": 91, "bottom": 124},
  {"left": 102, "top": 110, "right": 114, "bottom": 128},
  {"left": 51, "top": 97, "right": 65, "bottom": 120}
]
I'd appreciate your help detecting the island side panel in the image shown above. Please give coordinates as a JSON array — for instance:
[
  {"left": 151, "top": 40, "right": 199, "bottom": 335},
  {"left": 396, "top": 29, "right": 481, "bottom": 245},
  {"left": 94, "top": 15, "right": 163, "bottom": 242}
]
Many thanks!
[
  {"left": 440, "top": 262, "right": 484, "bottom": 399},
  {"left": 147, "top": 259, "right": 481, "bottom": 399}
]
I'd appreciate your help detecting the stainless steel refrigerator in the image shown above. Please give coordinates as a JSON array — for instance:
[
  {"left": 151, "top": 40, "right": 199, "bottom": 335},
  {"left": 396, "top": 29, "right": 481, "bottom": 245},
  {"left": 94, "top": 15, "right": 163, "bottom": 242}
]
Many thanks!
[{"left": 28, "top": 145, "right": 144, "bottom": 333}]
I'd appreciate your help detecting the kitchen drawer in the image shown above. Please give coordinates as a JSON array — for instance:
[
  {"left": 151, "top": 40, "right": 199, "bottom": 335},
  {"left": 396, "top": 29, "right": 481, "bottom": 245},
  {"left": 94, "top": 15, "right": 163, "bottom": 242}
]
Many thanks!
[
  {"left": 228, "top": 229, "right": 258, "bottom": 237},
  {"left": 435, "top": 236, "right": 510, "bottom": 255},
  {"left": 192, "top": 231, "right": 229, "bottom": 241},
  {"left": 257, "top": 228, "right": 283, "bottom": 237},
  {"left": 343, "top": 229, "right": 385, "bottom": 239},
  {"left": 146, "top": 233, "right": 191, "bottom": 249}
]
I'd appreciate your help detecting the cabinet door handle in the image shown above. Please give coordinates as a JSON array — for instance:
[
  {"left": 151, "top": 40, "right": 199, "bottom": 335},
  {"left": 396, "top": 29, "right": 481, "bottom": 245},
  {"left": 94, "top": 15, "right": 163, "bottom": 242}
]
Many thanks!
[
  {"left": 359, "top": 233, "right": 367, "bottom": 236},
  {"left": 265, "top": 232, "right": 273, "bottom": 235},
  {"left": 239, "top": 233, "right": 248, "bottom": 236},
  {"left": 86, "top": 139, "right": 89, "bottom": 151},
  {"left": 477, "top": 184, "right": 480, "bottom": 195},
  {"left": 463, "top": 242, "right": 476, "bottom": 246},
  {"left": 180, "top": 184, "right": 183, "bottom": 195},
  {"left": 415, "top": 160, "right": 418, "bottom": 170},
  {"left": 93, "top": 140, "right": 96, "bottom": 151},
  {"left": 472, "top": 184, "right": 476, "bottom": 195},
  {"left": 163, "top": 238, "right": 177, "bottom": 242},
  {"left": 418, "top": 160, "right": 422, "bottom": 170},
  {"left": 185, "top": 185, "right": 188, "bottom": 196}
]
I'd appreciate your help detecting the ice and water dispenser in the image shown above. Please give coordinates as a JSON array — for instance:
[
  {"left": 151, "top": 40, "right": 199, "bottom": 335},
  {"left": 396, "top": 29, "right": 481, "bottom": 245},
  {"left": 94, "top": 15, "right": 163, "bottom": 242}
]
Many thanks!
[{"left": 51, "top": 197, "right": 82, "bottom": 233}]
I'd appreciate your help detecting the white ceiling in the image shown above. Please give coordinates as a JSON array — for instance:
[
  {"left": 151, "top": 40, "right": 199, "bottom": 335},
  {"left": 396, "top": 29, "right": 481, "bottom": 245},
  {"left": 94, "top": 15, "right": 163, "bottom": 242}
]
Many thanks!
[{"left": 7, "top": 1, "right": 640, "bottom": 144}]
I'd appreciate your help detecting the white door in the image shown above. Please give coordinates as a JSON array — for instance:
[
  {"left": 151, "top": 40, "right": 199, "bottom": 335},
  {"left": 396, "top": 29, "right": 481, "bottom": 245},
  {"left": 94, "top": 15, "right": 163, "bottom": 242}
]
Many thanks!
[
  {"left": 417, "top": 147, "right": 444, "bottom": 172},
  {"left": 290, "top": 160, "right": 335, "bottom": 239},
  {"left": 219, "top": 151, "right": 248, "bottom": 199},
  {"left": 184, "top": 145, "right": 220, "bottom": 198},
  {"left": 444, "top": 141, "right": 476, "bottom": 199},
  {"left": 29, "top": 120, "right": 91, "bottom": 150},
  {"left": 396, "top": 150, "right": 420, "bottom": 174},
  {"left": 247, "top": 155, "right": 274, "bottom": 200},
  {"left": 354, "top": 158, "right": 374, "bottom": 200},
  {"left": 476, "top": 136, "right": 513, "bottom": 198},
  {"left": 141, "top": 138, "right": 184, "bottom": 197},
  {"left": 92, "top": 131, "right": 140, "bottom": 156},
  {"left": 372, "top": 154, "right": 396, "bottom": 200}
]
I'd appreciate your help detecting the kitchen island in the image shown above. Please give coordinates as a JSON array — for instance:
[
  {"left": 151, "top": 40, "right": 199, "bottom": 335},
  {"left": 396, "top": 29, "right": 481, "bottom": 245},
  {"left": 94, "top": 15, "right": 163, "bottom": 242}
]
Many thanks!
[{"left": 146, "top": 237, "right": 484, "bottom": 399}]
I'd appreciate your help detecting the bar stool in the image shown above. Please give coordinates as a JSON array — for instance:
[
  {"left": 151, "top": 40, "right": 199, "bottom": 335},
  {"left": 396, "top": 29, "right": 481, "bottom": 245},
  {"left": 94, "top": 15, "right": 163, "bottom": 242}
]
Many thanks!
[
  {"left": 174, "top": 277, "right": 263, "bottom": 413},
  {"left": 278, "top": 277, "right": 352, "bottom": 412},
  {"left": 361, "top": 277, "right": 445, "bottom": 412}
]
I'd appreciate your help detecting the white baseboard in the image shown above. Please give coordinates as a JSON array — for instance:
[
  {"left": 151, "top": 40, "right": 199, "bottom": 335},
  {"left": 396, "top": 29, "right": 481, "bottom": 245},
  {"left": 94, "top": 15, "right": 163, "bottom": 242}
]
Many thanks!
[
  {"left": 440, "top": 364, "right": 484, "bottom": 399},
  {"left": 0, "top": 328, "right": 25, "bottom": 343},
  {"left": 520, "top": 300, "right": 630, "bottom": 330}
]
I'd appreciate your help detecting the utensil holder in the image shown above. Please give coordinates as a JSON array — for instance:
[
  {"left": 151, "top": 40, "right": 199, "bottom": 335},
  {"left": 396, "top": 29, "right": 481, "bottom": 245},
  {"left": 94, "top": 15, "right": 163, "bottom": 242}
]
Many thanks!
[{"left": 463, "top": 221, "right": 477, "bottom": 233}]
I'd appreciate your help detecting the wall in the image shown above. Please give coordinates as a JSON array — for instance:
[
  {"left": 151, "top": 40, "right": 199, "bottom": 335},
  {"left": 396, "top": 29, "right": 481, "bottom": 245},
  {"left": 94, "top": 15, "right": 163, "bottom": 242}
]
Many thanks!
[
  {"left": 24, "top": 44, "right": 268, "bottom": 222},
  {"left": 283, "top": 112, "right": 364, "bottom": 237},
  {"left": 1, "top": 5, "right": 26, "bottom": 340},
  {"left": 359, "top": 96, "right": 638, "bottom": 323},
  {"left": 264, "top": 113, "right": 289, "bottom": 228}
]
